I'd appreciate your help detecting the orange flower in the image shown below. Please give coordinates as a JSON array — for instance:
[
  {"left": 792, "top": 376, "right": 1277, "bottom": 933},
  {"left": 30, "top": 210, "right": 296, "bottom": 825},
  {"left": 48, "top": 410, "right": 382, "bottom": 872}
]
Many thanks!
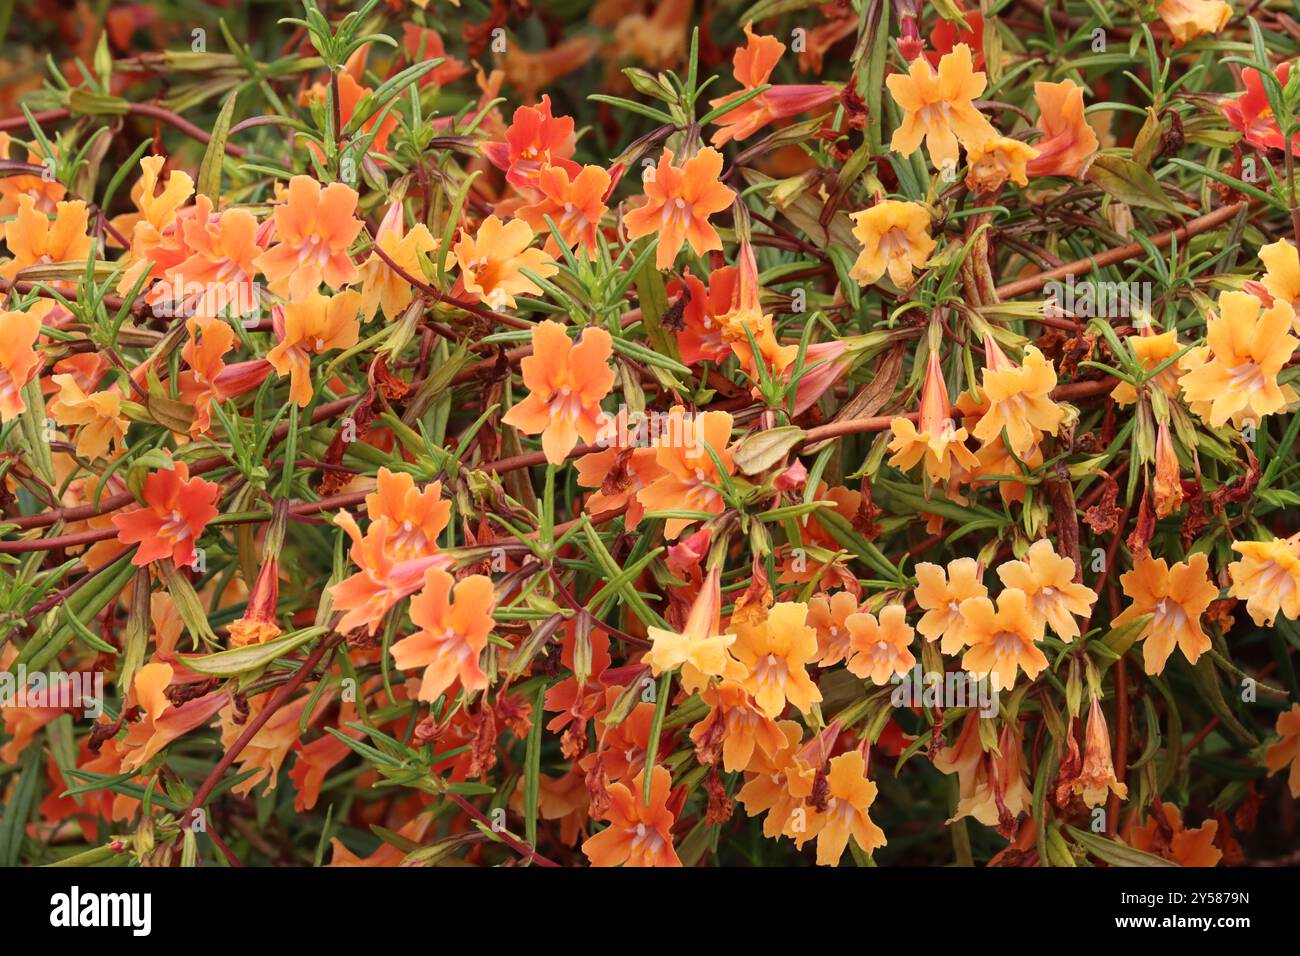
[
  {"left": 390, "top": 568, "right": 495, "bottom": 702},
  {"left": 481, "top": 95, "right": 581, "bottom": 193},
  {"left": 500, "top": 320, "right": 615, "bottom": 464},
  {"left": 1114, "top": 552, "right": 1219, "bottom": 675},
  {"left": 582, "top": 687, "right": 656, "bottom": 782},
  {"left": 1026, "top": 80, "right": 1099, "bottom": 178},
  {"left": 115, "top": 157, "right": 195, "bottom": 297},
  {"left": 623, "top": 147, "right": 734, "bottom": 270},
  {"left": 970, "top": 434, "right": 1044, "bottom": 505},
  {"left": 716, "top": 237, "right": 800, "bottom": 380},
  {"left": 517, "top": 164, "right": 611, "bottom": 256},
  {"left": 253, "top": 176, "right": 363, "bottom": 302},
  {"left": 914, "top": 557, "right": 988, "bottom": 653},
  {"left": 1152, "top": 417, "right": 1183, "bottom": 518},
  {"left": 670, "top": 267, "right": 734, "bottom": 365},
  {"left": 302, "top": 69, "right": 399, "bottom": 159},
  {"left": 399, "top": 23, "right": 470, "bottom": 89},
  {"left": 1264, "top": 703, "right": 1300, "bottom": 799},
  {"left": 229, "top": 556, "right": 282, "bottom": 648},
  {"left": 356, "top": 202, "right": 436, "bottom": 323},
  {"left": 933, "top": 716, "right": 1032, "bottom": 828},
  {"left": 582, "top": 765, "right": 681, "bottom": 867},
  {"left": 111, "top": 460, "right": 220, "bottom": 568},
  {"left": 609, "top": 0, "right": 692, "bottom": 69},
  {"left": 995, "top": 539, "right": 1097, "bottom": 641},
  {"left": 1259, "top": 237, "right": 1300, "bottom": 331},
  {"left": 644, "top": 567, "right": 738, "bottom": 690},
  {"left": 329, "top": 814, "right": 434, "bottom": 867},
  {"left": 120, "top": 662, "right": 230, "bottom": 772},
  {"left": 736, "top": 720, "right": 815, "bottom": 839},
  {"left": 1179, "top": 290, "right": 1298, "bottom": 428},
  {"left": 776, "top": 483, "right": 864, "bottom": 589},
  {"left": 178, "top": 317, "right": 234, "bottom": 437},
  {"left": 453, "top": 214, "right": 559, "bottom": 310},
  {"left": 174, "top": 196, "right": 263, "bottom": 321},
  {"left": 886, "top": 43, "right": 997, "bottom": 170},
  {"left": 1227, "top": 535, "right": 1300, "bottom": 626},
  {"left": 1123, "top": 803, "right": 1222, "bottom": 866},
  {"left": 965, "top": 135, "right": 1039, "bottom": 193},
  {"left": 574, "top": 437, "right": 662, "bottom": 526},
  {"left": 845, "top": 605, "right": 916, "bottom": 685},
  {"left": 291, "top": 706, "right": 360, "bottom": 811},
  {"left": 690, "top": 678, "right": 787, "bottom": 773},
  {"left": 1158, "top": 0, "right": 1231, "bottom": 45},
  {"left": 729, "top": 601, "right": 823, "bottom": 718},
  {"left": 889, "top": 350, "right": 979, "bottom": 483},
  {"left": 0, "top": 132, "right": 64, "bottom": 217},
  {"left": 1074, "top": 693, "right": 1127, "bottom": 807},
  {"left": 959, "top": 588, "right": 1048, "bottom": 691},
  {"left": 1110, "top": 328, "right": 1184, "bottom": 406},
  {"left": 707, "top": 22, "right": 837, "bottom": 147},
  {"left": 806, "top": 590, "right": 860, "bottom": 666},
  {"left": 802, "top": 750, "right": 887, "bottom": 865},
  {"left": 0, "top": 299, "right": 47, "bottom": 421},
  {"left": 635, "top": 407, "right": 735, "bottom": 539},
  {"left": 972, "top": 339, "right": 1065, "bottom": 456},
  {"left": 220, "top": 690, "right": 324, "bottom": 797},
  {"left": 329, "top": 511, "right": 453, "bottom": 636},
  {"left": 266, "top": 290, "right": 362, "bottom": 407},
  {"left": 47, "top": 374, "right": 127, "bottom": 460},
  {"left": 1, "top": 195, "right": 93, "bottom": 282},
  {"left": 848, "top": 200, "right": 936, "bottom": 288},
  {"left": 363, "top": 467, "right": 451, "bottom": 562}
]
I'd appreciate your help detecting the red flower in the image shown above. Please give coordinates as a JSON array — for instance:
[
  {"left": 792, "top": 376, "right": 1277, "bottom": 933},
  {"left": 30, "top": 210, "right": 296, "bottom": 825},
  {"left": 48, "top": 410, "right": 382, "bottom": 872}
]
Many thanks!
[{"left": 1221, "top": 63, "right": 1300, "bottom": 156}]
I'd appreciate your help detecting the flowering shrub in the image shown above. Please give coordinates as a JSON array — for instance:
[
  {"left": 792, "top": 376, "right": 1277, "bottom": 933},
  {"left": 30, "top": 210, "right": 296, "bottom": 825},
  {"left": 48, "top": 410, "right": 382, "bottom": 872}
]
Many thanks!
[{"left": 2, "top": 0, "right": 1300, "bottom": 870}]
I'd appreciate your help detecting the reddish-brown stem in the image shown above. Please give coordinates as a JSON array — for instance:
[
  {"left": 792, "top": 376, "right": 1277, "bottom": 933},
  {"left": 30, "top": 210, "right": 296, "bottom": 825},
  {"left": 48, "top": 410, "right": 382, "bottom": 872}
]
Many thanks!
[{"left": 180, "top": 632, "right": 343, "bottom": 843}]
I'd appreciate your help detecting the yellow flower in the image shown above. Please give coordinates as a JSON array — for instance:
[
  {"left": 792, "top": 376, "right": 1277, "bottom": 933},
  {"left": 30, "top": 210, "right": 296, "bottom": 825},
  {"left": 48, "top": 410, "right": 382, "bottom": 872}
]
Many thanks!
[
  {"left": 644, "top": 567, "right": 738, "bottom": 692},
  {"left": 1157, "top": 0, "right": 1232, "bottom": 46},
  {"left": 995, "top": 539, "right": 1097, "bottom": 642},
  {"left": 1110, "top": 329, "right": 1184, "bottom": 406},
  {"left": 803, "top": 751, "right": 887, "bottom": 865},
  {"left": 1179, "top": 290, "right": 1298, "bottom": 428},
  {"left": 965, "top": 135, "right": 1039, "bottom": 193},
  {"left": 972, "top": 340, "right": 1065, "bottom": 457},
  {"left": 886, "top": 43, "right": 997, "bottom": 170},
  {"left": 848, "top": 200, "right": 937, "bottom": 288},
  {"left": 1227, "top": 535, "right": 1300, "bottom": 626},
  {"left": 959, "top": 588, "right": 1048, "bottom": 691},
  {"left": 48, "top": 376, "right": 128, "bottom": 460},
  {"left": 914, "top": 557, "right": 988, "bottom": 653},
  {"left": 1114, "top": 552, "right": 1220, "bottom": 675},
  {"left": 356, "top": 201, "right": 436, "bottom": 323},
  {"left": 1259, "top": 238, "right": 1300, "bottom": 332},
  {"left": 729, "top": 602, "right": 823, "bottom": 718},
  {"left": 888, "top": 350, "right": 979, "bottom": 484}
]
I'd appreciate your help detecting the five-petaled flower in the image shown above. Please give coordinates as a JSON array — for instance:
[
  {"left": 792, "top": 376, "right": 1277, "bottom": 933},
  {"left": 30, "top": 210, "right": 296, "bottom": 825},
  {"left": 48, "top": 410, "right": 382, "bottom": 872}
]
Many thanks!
[
  {"left": 501, "top": 319, "right": 616, "bottom": 465},
  {"left": 390, "top": 568, "right": 495, "bottom": 703},
  {"left": 849, "top": 200, "right": 937, "bottom": 289},
  {"left": 886, "top": 43, "right": 996, "bottom": 171},
  {"left": 111, "top": 461, "right": 220, "bottom": 568},
  {"left": 623, "top": 147, "right": 734, "bottom": 270},
  {"left": 254, "top": 175, "right": 364, "bottom": 303}
]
